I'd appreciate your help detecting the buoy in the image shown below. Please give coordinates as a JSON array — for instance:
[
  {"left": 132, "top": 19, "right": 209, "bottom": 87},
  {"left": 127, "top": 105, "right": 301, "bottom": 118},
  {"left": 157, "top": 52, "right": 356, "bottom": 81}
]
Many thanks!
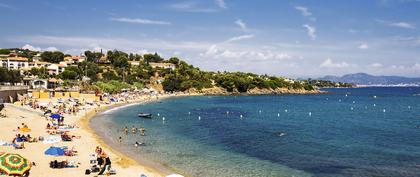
[
  {"left": 277, "top": 113, "right": 280, "bottom": 117},
  {"left": 284, "top": 109, "right": 288, "bottom": 113},
  {"left": 339, "top": 99, "right": 342, "bottom": 102},
  {"left": 374, "top": 95, "right": 377, "bottom": 99},
  {"left": 383, "top": 109, "right": 386, "bottom": 113},
  {"left": 345, "top": 94, "right": 348, "bottom": 97},
  {"left": 351, "top": 107, "right": 354, "bottom": 110},
  {"left": 309, "top": 112, "right": 312, "bottom": 116},
  {"left": 198, "top": 116, "right": 201, "bottom": 120},
  {"left": 326, "top": 98, "right": 329, "bottom": 100},
  {"left": 157, "top": 113, "right": 160, "bottom": 116},
  {"left": 162, "top": 117, "right": 165, "bottom": 121},
  {"left": 226, "top": 111, "right": 229, "bottom": 114},
  {"left": 188, "top": 112, "right": 191, "bottom": 115},
  {"left": 373, "top": 104, "right": 376, "bottom": 107},
  {"left": 408, "top": 106, "right": 411, "bottom": 109},
  {"left": 352, "top": 101, "right": 355, "bottom": 104},
  {"left": 259, "top": 110, "right": 262, "bottom": 113},
  {"left": 240, "top": 114, "right": 243, "bottom": 118}
]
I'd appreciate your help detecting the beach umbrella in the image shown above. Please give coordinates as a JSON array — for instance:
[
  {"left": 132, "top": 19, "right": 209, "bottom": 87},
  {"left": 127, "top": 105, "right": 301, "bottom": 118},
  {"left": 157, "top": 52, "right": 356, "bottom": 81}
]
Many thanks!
[
  {"left": 0, "top": 153, "right": 31, "bottom": 176},
  {"left": 44, "top": 146, "right": 65, "bottom": 156},
  {"left": 50, "top": 114, "right": 61, "bottom": 119},
  {"left": 43, "top": 136, "right": 61, "bottom": 144}
]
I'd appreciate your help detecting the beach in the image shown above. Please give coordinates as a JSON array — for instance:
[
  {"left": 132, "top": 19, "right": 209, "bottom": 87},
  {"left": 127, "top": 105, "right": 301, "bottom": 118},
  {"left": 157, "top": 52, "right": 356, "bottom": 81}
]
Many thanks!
[{"left": 0, "top": 93, "right": 184, "bottom": 177}]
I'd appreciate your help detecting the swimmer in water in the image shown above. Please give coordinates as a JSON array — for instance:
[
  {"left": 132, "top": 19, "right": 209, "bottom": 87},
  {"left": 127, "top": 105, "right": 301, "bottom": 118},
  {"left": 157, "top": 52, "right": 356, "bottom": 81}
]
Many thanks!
[
  {"left": 123, "top": 126, "right": 128, "bottom": 135},
  {"left": 140, "top": 128, "right": 146, "bottom": 136},
  {"left": 131, "top": 126, "right": 137, "bottom": 134}
]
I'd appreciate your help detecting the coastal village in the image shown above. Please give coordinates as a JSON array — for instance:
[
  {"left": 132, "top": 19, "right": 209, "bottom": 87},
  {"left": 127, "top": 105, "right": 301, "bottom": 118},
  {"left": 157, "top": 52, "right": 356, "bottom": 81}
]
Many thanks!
[{"left": 0, "top": 47, "right": 350, "bottom": 177}]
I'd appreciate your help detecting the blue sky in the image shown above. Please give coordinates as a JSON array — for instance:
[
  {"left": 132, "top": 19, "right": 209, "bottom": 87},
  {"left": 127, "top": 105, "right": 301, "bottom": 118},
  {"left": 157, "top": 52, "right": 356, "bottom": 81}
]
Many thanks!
[{"left": 0, "top": 0, "right": 420, "bottom": 78}]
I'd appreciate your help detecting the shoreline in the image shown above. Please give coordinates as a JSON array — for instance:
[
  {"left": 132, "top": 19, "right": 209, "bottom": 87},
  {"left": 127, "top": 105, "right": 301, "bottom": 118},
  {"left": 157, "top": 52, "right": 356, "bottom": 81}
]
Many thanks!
[
  {"left": 84, "top": 94, "right": 197, "bottom": 177},
  {"left": 84, "top": 91, "right": 328, "bottom": 177}
]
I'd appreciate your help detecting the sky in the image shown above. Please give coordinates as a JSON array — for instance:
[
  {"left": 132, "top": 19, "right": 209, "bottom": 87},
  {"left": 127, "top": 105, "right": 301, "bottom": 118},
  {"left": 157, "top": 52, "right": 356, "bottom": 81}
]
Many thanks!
[{"left": 0, "top": 0, "right": 420, "bottom": 78}]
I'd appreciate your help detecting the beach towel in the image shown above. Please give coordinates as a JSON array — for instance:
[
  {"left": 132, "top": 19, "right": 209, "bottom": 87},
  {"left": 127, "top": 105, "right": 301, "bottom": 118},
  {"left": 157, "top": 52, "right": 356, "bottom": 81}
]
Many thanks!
[
  {"left": 43, "top": 136, "right": 61, "bottom": 144},
  {"left": 0, "top": 140, "right": 7, "bottom": 146}
]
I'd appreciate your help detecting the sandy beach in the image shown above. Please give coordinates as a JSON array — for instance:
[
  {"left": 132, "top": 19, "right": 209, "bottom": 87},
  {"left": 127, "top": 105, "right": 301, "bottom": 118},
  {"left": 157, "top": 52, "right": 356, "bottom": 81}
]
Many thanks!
[{"left": 0, "top": 94, "right": 184, "bottom": 177}]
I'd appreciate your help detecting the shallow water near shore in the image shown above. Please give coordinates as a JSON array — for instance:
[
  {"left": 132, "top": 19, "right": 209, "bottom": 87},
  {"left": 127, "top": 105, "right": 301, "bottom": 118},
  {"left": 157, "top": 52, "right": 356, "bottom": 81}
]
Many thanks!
[{"left": 91, "top": 87, "right": 420, "bottom": 177}]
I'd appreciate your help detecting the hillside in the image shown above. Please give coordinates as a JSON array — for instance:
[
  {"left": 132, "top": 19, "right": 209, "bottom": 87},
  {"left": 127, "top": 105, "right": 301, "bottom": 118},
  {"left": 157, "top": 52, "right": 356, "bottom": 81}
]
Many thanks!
[{"left": 320, "top": 73, "right": 420, "bottom": 86}]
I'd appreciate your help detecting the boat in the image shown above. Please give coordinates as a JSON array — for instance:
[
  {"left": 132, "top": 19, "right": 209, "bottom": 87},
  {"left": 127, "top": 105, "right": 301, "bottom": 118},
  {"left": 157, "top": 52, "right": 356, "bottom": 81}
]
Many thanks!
[{"left": 138, "top": 113, "right": 152, "bottom": 118}]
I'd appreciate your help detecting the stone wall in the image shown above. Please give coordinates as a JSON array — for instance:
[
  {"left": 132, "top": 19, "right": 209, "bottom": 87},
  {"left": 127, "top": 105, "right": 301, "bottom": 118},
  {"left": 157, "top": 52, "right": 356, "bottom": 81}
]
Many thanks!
[{"left": 0, "top": 86, "right": 28, "bottom": 103}]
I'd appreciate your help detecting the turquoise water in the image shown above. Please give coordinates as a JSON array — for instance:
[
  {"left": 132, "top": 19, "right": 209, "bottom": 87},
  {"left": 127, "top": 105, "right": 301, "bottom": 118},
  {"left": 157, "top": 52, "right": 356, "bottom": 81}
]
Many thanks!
[{"left": 92, "top": 87, "right": 420, "bottom": 177}]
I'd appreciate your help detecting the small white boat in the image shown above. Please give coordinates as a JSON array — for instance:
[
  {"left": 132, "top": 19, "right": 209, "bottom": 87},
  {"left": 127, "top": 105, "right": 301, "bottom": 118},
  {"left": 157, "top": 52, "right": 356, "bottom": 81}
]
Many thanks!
[{"left": 138, "top": 113, "right": 152, "bottom": 118}]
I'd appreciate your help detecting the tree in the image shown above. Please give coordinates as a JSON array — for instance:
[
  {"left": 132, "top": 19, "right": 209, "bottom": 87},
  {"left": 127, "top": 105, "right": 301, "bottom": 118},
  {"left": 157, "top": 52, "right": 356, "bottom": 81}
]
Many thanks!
[
  {"left": 102, "top": 71, "right": 120, "bottom": 81},
  {"left": 60, "top": 70, "right": 78, "bottom": 80},
  {"left": 84, "top": 50, "right": 102, "bottom": 62},
  {"left": 78, "top": 61, "right": 101, "bottom": 81},
  {"left": 168, "top": 57, "right": 180, "bottom": 65},
  {"left": 60, "top": 66, "right": 81, "bottom": 80},
  {"left": 0, "top": 68, "right": 22, "bottom": 84},
  {"left": 144, "top": 53, "right": 163, "bottom": 63},
  {"left": 41, "top": 51, "right": 64, "bottom": 63},
  {"left": 0, "top": 49, "right": 10, "bottom": 55},
  {"left": 112, "top": 55, "right": 129, "bottom": 68}
]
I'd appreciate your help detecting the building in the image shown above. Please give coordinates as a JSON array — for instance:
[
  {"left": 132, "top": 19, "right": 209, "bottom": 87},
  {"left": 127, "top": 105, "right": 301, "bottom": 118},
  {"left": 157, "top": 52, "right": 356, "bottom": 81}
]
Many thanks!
[
  {"left": 64, "top": 56, "right": 86, "bottom": 64},
  {"left": 128, "top": 61, "right": 140, "bottom": 66},
  {"left": 0, "top": 54, "right": 9, "bottom": 58},
  {"left": 0, "top": 57, "right": 29, "bottom": 70},
  {"left": 149, "top": 62, "right": 176, "bottom": 70},
  {"left": 28, "top": 61, "right": 52, "bottom": 69}
]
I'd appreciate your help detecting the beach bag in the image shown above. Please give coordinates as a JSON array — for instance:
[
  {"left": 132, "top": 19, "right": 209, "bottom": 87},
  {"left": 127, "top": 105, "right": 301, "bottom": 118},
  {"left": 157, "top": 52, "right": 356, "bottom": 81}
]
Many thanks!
[{"left": 85, "top": 169, "right": 91, "bottom": 175}]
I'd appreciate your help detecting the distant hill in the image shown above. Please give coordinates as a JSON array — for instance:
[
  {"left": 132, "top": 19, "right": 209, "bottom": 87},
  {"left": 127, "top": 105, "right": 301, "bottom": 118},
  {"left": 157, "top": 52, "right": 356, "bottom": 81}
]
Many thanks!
[{"left": 319, "top": 73, "right": 420, "bottom": 86}]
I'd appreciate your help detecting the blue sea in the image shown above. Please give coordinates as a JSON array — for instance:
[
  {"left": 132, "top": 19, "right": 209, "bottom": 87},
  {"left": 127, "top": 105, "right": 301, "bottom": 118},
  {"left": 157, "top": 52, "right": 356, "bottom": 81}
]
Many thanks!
[{"left": 91, "top": 87, "right": 420, "bottom": 177}]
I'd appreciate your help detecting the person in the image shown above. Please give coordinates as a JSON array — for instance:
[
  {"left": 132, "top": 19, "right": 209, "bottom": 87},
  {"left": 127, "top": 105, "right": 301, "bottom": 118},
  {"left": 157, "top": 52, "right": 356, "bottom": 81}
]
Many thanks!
[
  {"left": 46, "top": 123, "right": 51, "bottom": 129},
  {"left": 95, "top": 146, "right": 103, "bottom": 156},
  {"left": 98, "top": 154, "right": 111, "bottom": 175},
  {"left": 123, "top": 126, "right": 128, "bottom": 135},
  {"left": 140, "top": 128, "right": 146, "bottom": 136},
  {"left": 134, "top": 141, "right": 139, "bottom": 147},
  {"left": 118, "top": 136, "right": 122, "bottom": 143},
  {"left": 131, "top": 126, "right": 137, "bottom": 134}
]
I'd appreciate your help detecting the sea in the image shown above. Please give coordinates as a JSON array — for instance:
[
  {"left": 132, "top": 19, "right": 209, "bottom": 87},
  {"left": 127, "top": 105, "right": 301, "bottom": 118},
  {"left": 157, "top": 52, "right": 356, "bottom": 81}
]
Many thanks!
[{"left": 91, "top": 87, "right": 420, "bottom": 177}]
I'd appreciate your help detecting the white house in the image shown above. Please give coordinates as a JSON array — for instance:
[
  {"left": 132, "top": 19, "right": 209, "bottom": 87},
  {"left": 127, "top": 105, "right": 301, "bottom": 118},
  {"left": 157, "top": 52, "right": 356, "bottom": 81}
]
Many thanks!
[
  {"left": 149, "top": 62, "right": 176, "bottom": 70},
  {"left": 0, "top": 57, "right": 29, "bottom": 70}
]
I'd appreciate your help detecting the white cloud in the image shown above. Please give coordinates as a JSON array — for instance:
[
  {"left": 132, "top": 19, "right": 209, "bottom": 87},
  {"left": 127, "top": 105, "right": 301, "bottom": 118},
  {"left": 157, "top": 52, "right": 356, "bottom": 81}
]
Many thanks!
[
  {"left": 169, "top": 1, "right": 217, "bottom": 13},
  {"left": 201, "top": 44, "right": 293, "bottom": 61},
  {"left": 320, "top": 58, "right": 351, "bottom": 68},
  {"left": 359, "top": 43, "right": 369, "bottom": 49},
  {"left": 21, "top": 44, "right": 58, "bottom": 52},
  {"left": 235, "top": 19, "right": 247, "bottom": 31},
  {"left": 0, "top": 3, "right": 12, "bottom": 9},
  {"left": 370, "top": 63, "right": 383, "bottom": 68},
  {"left": 389, "top": 22, "right": 415, "bottom": 29},
  {"left": 295, "top": 6, "right": 312, "bottom": 17},
  {"left": 303, "top": 24, "right": 316, "bottom": 40},
  {"left": 225, "top": 34, "right": 255, "bottom": 43},
  {"left": 215, "top": 0, "right": 226, "bottom": 9},
  {"left": 22, "top": 44, "right": 41, "bottom": 51},
  {"left": 109, "top": 17, "right": 171, "bottom": 25},
  {"left": 44, "top": 47, "right": 58, "bottom": 51},
  {"left": 14, "top": 35, "right": 210, "bottom": 52}
]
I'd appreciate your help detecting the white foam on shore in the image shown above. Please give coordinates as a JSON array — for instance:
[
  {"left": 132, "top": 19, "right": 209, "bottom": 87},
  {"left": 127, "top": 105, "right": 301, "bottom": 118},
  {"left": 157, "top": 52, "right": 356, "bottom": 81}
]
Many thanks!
[{"left": 102, "top": 102, "right": 144, "bottom": 114}]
